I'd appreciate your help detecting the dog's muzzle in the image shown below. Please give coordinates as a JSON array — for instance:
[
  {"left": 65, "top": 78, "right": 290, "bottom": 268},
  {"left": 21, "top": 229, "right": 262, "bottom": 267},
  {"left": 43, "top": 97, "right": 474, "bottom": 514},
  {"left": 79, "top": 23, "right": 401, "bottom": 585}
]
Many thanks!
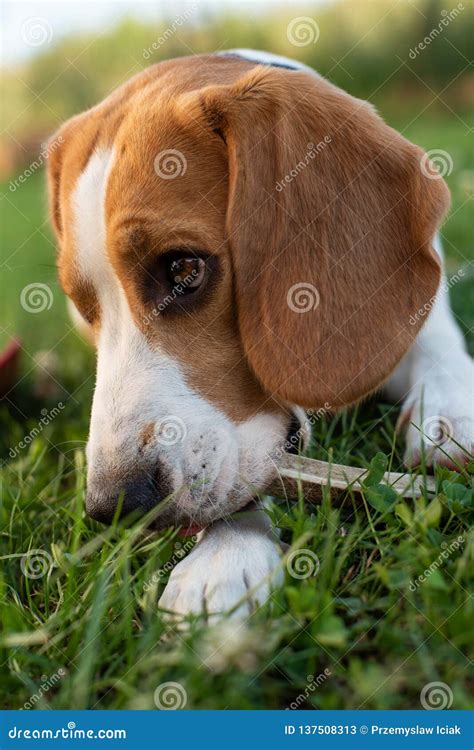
[
  {"left": 85, "top": 465, "right": 167, "bottom": 526},
  {"left": 85, "top": 410, "right": 309, "bottom": 528}
]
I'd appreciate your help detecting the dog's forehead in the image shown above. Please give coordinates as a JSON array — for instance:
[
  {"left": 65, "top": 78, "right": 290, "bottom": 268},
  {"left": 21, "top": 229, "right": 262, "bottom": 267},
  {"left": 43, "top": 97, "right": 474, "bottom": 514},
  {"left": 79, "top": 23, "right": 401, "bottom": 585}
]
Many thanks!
[
  {"left": 106, "top": 112, "right": 228, "bottom": 224},
  {"left": 68, "top": 121, "right": 227, "bottom": 290}
]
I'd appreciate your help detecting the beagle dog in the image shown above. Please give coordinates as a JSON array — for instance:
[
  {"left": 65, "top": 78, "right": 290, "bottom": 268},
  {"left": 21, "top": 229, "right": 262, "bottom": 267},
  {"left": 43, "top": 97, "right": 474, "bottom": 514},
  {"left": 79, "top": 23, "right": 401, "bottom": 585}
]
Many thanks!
[{"left": 47, "top": 49, "right": 473, "bottom": 617}]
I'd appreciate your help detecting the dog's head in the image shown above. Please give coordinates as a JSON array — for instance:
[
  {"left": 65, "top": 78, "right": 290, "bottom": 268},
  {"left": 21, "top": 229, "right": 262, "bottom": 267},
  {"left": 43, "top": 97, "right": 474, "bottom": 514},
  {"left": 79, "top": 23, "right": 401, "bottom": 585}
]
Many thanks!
[{"left": 47, "top": 54, "right": 449, "bottom": 529}]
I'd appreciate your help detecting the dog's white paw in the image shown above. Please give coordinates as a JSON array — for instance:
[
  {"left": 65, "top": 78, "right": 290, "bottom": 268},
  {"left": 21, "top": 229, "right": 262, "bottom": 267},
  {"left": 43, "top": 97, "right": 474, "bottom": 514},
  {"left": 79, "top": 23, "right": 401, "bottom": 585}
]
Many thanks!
[
  {"left": 399, "top": 353, "right": 473, "bottom": 469},
  {"left": 158, "top": 516, "right": 283, "bottom": 620}
]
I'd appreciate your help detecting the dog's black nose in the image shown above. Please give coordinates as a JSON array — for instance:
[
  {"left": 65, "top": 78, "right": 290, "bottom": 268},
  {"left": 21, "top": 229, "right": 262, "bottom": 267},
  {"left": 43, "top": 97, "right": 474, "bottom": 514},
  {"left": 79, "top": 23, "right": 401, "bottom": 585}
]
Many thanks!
[{"left": 85, "top": 476, "right": 158, "bottom": 525}]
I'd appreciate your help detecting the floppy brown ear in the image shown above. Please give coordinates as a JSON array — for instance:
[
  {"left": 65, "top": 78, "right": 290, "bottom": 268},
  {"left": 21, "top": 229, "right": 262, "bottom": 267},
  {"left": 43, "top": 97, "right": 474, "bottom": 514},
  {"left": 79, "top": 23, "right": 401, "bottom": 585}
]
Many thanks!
[
  {"left": 199, "top": 66, "right": 450, "bottom": 409},
  {"left": 46, "top": 126, "right": 66, "bottom": 241}
]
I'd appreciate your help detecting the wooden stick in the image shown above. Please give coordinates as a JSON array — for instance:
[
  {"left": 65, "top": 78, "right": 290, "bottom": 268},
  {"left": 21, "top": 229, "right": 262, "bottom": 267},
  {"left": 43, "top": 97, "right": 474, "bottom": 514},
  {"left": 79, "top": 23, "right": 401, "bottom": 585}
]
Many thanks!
[{"left": 267, "top": 453, "right": 437, "bottom": 503}]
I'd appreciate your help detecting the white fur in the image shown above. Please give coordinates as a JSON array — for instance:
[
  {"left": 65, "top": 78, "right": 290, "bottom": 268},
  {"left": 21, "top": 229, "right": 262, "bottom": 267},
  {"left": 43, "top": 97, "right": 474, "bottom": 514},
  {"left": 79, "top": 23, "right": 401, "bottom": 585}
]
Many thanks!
[
  {"left": 159, "top": 508, "right": 284, "bottom": 619},
  {"left": 219, "top": 48, "right": 317, "bottom": 76},
  {"left": 384, "top": 234, "right": 473, "bottom": 466},
  {"left": 73, "top": 148, "right": 116, "bottom": 289}
]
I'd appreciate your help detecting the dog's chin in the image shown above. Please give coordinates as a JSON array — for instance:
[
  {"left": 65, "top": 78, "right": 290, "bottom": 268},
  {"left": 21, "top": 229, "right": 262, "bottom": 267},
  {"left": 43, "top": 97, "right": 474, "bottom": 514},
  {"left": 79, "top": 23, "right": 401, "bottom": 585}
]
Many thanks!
[{"left": 146, "top": 485, "right": 258, "bottom": 534}]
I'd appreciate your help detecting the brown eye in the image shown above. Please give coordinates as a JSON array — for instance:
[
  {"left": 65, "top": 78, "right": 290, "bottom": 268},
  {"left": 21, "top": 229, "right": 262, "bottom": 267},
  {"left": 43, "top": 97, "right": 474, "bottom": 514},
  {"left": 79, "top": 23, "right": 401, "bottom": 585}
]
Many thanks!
[
  {"left": 167, "top": 257, "right": 206, "bottom": 291},
  {"left": 141, "top": 251, "right": 217, "bottom": 315}
]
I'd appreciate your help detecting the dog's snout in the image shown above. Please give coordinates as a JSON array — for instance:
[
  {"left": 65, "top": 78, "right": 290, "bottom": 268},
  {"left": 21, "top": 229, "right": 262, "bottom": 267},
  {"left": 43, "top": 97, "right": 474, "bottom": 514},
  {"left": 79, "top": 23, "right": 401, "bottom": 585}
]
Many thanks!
[{"left": 86, "top": 476, "right": 158, "bottom": 525}]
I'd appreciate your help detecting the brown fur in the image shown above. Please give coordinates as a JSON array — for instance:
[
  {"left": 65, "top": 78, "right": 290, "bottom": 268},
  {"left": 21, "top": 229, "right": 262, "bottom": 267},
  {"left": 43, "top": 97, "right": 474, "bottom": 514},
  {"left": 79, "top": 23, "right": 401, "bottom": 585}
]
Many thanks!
[{"left": 47, "top": 54, "right": 449, "bottom": 419}]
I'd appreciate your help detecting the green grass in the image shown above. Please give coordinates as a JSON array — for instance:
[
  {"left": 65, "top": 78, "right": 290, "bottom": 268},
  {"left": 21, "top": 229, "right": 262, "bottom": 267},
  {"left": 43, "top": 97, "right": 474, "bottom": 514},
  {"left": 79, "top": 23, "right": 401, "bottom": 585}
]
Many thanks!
[{"left": 0, "top": 111, "right": 472, "bottom": 710}]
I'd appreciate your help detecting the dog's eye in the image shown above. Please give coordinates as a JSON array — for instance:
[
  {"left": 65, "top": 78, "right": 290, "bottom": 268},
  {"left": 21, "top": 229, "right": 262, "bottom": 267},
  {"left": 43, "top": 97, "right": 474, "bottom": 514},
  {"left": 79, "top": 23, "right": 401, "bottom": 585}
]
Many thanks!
[
  {"left": 167, "top": 257, "right": 206, "bottom": 292},
  {"left": 142, "top": 251, "right": 216, "bottom": 315}
]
